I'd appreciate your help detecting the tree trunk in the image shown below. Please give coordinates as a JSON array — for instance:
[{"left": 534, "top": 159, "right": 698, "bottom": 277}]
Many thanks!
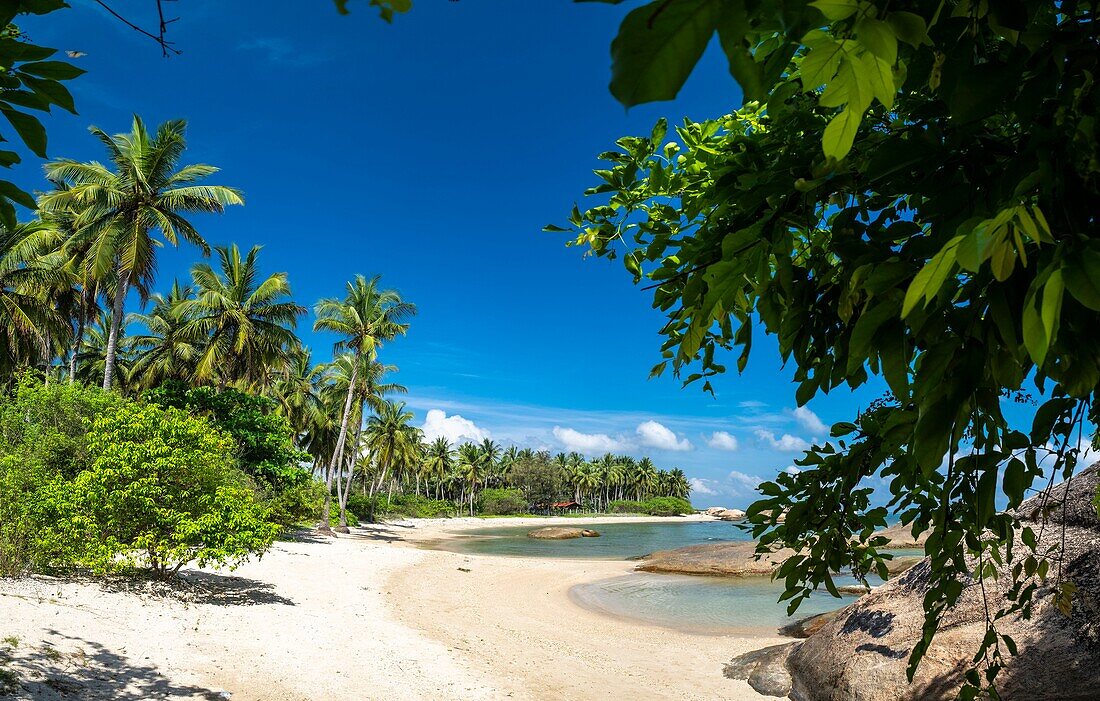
[
  {"left": 69, "top": 290, "right": 88, "bottom": 382},
  {"left": 337, "top": 400, "right": 364, "bottom": 527},
  {"left": 102, "top": 268, "right": 130, "bottom": 390},
  {"left": 320, "top": 355, "right": 359, "bottom": 531}
]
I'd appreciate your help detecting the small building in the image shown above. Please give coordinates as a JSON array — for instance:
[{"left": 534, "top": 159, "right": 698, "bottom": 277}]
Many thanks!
[{"left": 550, "top": 500, "right": 582, "bottom": 511}]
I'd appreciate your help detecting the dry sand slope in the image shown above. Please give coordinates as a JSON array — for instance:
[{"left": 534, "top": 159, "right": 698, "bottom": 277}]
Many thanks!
[{"left": 0, "top": 519, "right": 778, "bottom": 700}]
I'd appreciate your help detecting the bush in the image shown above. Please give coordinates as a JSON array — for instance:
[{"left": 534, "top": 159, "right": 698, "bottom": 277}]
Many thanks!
[
  {"left": 606, "top": 497, "right": 693, "bottom": 516},
  {"left": 346, "top": 493, "right": 457, "bottom": 520},
  {"left": 607, "top": 499, "right": 646, "bottom": 514},
  {"left": 641, "top": 496, "right": 694, "bottom": 516},
  {"left": 54, "top": 402, "right": 278, "bottom": 578},
  {"left": 144, "top": 381, "right": 309, "bottom": 491},
  {"left": 477, "top": 488, "right": 528, "bottom": 515},
  {"left": 0, "top": 379, "right": 121, "bottom": 575},
  {"left": 266, "top": 479, "right": 327, "bottom": 527}
]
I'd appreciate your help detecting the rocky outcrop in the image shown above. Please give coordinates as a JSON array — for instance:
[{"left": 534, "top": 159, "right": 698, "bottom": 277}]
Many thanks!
[
  {"left": 638, "top": 534, "right": 925, "bottom": 578},
  {"left": 782, "top": 462, "right": 1100, "bottom": 701},
  {"left": 779, "top": 611, "right": 842, "bottom": 639},
  {"left": 724, "top": 643, "right": 797, "bottom": 696},
  {"left": 636, "top": 541, "right": 793, "bottom": 576},
  {"left": 705, "top": 507, "right": 747, "bottom": 521},
  {"left": 527, "top": 527, "right": 599, "bottom": 540},
  {"left": 875, "top": 522, "right": 929, "bottom": 549}
]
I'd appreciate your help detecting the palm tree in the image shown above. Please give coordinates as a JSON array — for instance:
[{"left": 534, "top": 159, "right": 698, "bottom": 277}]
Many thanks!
[
  {"left": 424, "top": 437, "right": 454, "bottom": 499},
  {"left": 457, "top": 442, "right": 482, "bottom": 516},
  {"left": 184, "top": 243, "right": 304, "bottom": 391},
  {"left": 271, "top": 346, "right": 327, "bottom": 448},
  {"left": 127, "top": 281, "right": 204, "bottom": 389},
  {"left": 364, "top": 401, "right": 419, "bottom": 521},
  {"left": 39, "top": 116, "right": 243, "bottom": 389},
  {"left": 0, "top": 221, "right": 69, "bottom": 378},
  {"left": 312, "top": 275, "right": 415, "bottom": 530},
  {"left": 323, "top": 352, "right": 407, "bottom": 525},
  {"left": 73, "top": 310, "right": 134, "bottom": 390}
]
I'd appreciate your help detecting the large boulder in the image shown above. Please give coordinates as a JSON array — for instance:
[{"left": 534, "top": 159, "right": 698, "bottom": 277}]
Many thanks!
[
  {"left": 636, "top": 541, "right": 793, "bottom": 576},
  {"left": 780, "top": 462, "right": 1100, "bottom": 701},
  {"left": 527, "top": 527, "right": 597, "bottom": 540}
]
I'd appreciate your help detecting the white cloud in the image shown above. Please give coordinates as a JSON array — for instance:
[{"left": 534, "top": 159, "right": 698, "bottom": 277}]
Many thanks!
[
  {"left": 636, "top": 420, "right": 693, "bottom": 452},
  {"left": 707, "top": 431, "right": 740, "bottom": 451},
  {"left": 739, "top": 400, "right": 767, "bottom": 409},
  {"left": 784, "top": 465, "right": 801, "bottom": 475},
  {"left": 689, "top": 477, "right": 718, "bottom": 495},
  {"left": 792, "top": 406, "right": 828, "bottom": 435},
  {"left": 421, "top": 409, "right": 490, "bottom": 445},
  {"left": 754, "top": 429, "right": 812, "bottom": 452},
  {"left": 552, "top": 426, "right": 626, "bottom": 454},
  {"left": 728, "top": 470, "right": 763, "bottom": 493}
]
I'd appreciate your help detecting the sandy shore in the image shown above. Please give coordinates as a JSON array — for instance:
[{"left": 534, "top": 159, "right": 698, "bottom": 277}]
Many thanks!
[{"left": 0, "top": 516, "right": 780, "bottom": 700}]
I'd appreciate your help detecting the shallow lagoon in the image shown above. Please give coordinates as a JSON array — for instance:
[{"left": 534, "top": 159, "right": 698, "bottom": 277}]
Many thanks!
[
  {"left": 443, "top": 519, "right": 870, "bottom": 634},
  {"left": 451, "top": 519, "right": 750, "bottom": 559}
]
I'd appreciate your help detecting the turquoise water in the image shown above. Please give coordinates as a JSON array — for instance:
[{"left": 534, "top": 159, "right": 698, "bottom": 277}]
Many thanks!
[
  {"left": 436, "top": 519, "right": 877, "bottom": 635},
  {"left": 570, "top": 573, "right": 862, "bottom": 635},
  {"left": 447, "top": 520, "right": 750, "bottom": 559}
]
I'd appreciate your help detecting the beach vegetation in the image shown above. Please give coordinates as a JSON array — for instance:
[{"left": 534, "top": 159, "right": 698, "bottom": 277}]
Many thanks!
[
  {"left": 477, "top": 488, "right": 528, "bottom": 516},
  {"left": 558, "top": 0, "right": 1100, "bottom": 690}
]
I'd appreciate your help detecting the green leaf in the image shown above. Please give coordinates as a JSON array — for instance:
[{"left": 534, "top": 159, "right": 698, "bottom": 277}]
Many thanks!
[
  {"left": 1063, "top": 249, "right": 1100, "bottom": 310},
  {"left": 822, "top": 107, "right": 862, "bottom": 161},
  {"left": 17, "top": 60, "right": 85, "bottom": 81},
  {"left": 856, "top": 18, "right": 898, "bottom": 64},
  {"left": 717, "top": 0, "right": 766, "bottom": 102},
  {"left": 0, "top": 180, "right": 36, "bottom": 210},
  {"left": 902, "top": 235, "right": 964, "bottom": 317},
  {"left": 810, "top": 0, "right": 860, "bottom": 21},
  {"left": 21, "top": 75, "right": 77, "bottom": 113},
  {"left": 886, "top": 11, "right": 928, "bottom": 45},
  {"left": 1040, "top": 268, "right": 1064, "bottom": 353},
  {"left": 610, "top": 0, "right": 725, "bottom": 107},
  {"left": 976, "top": 466, "right": 997, "bottom": 527},
  {"left": 1002, "top": 458, "right": 1026, "bottom": 506},
  {"left": 800, "top": 34, "right": 843, "bottom": 91},
  {"left": 0, "top": 106, "right": 47, "bottom": 157},
  {"left": 860, "top": 51, "right": 896, "bottom": 109}
]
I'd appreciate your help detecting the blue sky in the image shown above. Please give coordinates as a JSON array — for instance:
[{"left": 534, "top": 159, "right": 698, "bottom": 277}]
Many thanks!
[{"left": 16, "top": 1, "right": 1039, "bottom": 507}]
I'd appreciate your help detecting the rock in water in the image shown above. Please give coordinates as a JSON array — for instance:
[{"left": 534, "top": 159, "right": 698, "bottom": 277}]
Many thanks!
[
  {"left": 725, "top": 643, "right": 797, "bottom": 696},
  {"left": 636, "top": 541, "right": 793, "bottom": 576},
  {"left": 527, "top": 527, "right": 589, "bottom": 540},
  {"left": 580, "top": 529, "right": 600, "bottom": 537},
  {"left": 785, "top": 462, "right": 1100, "bottom": 701}
]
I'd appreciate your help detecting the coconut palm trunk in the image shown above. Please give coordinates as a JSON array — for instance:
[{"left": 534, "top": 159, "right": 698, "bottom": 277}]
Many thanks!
[
  {"left": 321, "top": 354, "right": 359, "bottom": 531},
  {"left": 101, "top": 268, "right": 130, "bottom": 390},
  {"left": 69, "top": 287, "right": 91, "bottom": 381},
  {"left": 337, "top": 401, "right": 364, "bottom": 528}
]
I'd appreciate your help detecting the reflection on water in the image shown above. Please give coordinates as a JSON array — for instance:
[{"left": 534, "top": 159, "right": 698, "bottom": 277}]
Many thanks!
[
  {"left": 570, "top": 573, "right": 862, "bottom": 636},
  {"left": 446, "top": 520, "right": 750, "bottom": 559}
]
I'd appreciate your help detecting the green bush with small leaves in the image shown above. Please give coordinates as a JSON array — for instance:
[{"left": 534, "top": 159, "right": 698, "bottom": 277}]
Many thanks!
[
  {"left": 477, "top": 488, "right": 528, "bottom": 515},
  {"left": 53, "top": 402, "right": 278, "bottom": 578}
]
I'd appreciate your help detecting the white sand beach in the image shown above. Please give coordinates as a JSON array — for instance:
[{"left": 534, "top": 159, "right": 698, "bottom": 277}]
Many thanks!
[{"left": 0, "top": 517, "right": 782, "bottom": 700}]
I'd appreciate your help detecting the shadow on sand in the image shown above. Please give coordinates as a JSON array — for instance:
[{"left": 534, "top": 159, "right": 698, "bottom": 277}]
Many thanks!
[
  {"left": 89, "top": 570, "right": 294, "bottom": 607},
  {"left": 1, "top": 631, "right": 227, "bottom": 700}
]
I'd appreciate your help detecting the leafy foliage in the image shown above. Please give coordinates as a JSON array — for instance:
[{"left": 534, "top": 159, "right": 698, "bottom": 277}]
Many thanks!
[
  {"left": 561, "top": 0, "right": 1100, "bottom": 689},
  {"left": 0, "top": 9, "right": 84, "bottom": 229},
  {"left": 607, "top": 497, "right": 694, "bottom": 516},
  {"left": 477, "top": 487, "right": 528, "bottom": 516},
  {"left": 143, "top": 380, "right": 309, "bottom": 493},
  {"left": 57, "top": 401, "right": 278, "bottom": 577}
]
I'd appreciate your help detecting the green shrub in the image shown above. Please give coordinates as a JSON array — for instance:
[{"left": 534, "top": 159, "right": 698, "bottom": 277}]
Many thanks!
[
  {"left": 346, "top": 493, "right": 457, "bottom": 519},
  {"left": 607, "top": 499, "right": 645, "bottom": 514},
  {"left": 641, "top": 496, "right": 693, "bottom": 516},
  {"left": 606, "top": 497, "right": 693, "bottom": 516},
  {"left": 477, "top": 488, "right": 528, "bottom": 515},
  {"left": 54, "top": 402, "right": 278, "bottom": 578},
  {"left": 266, "top": 479, "right": 327, "bottom": 527},
  {"left": 144, "top": 381, "right": 309, "bottom": 491}
]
